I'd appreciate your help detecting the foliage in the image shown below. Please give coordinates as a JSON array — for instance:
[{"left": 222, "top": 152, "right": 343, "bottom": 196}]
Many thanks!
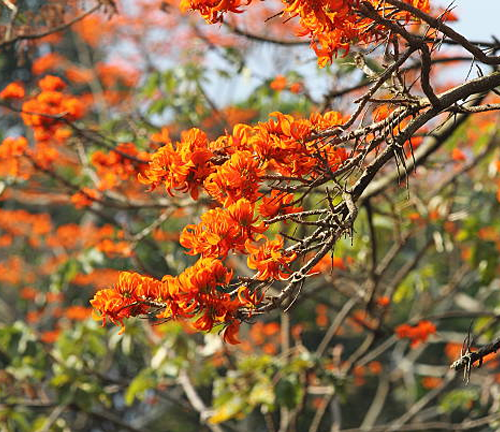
[{"left": 1, "top": 0, "right": 500, "bottom": 431}]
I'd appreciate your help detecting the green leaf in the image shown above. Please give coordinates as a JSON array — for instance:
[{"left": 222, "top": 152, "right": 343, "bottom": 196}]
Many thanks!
[
  {"left": 209, "top": 394, "right": 245, "bottom": 424},
  {"left": 439, "top": 388, "right": 478, "bottom": 413},
  {"left": 275, "top": 376, "right": 302, "bottom": 409},
  {"left": 125, "top": 368, "right": 155, "bottom": 406},
  {"left": 248, "top": 379, "right": 275, "bottom": 408}
]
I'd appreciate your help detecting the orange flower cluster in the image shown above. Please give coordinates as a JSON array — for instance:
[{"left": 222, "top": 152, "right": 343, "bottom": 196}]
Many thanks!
[
  {"left": 0, "top": 256, "right": 34, "bottom": 285},
  {"left": 251, "top": 111, "right": 348, "bottom": 177},
  {"left": 71, "top": 268, "right": 120, "bottom": 288},
  {"left": 91, "top": 258, "right": 259, "bottom": 342},
  {"left": 0, "top": 209, "right": 52, "bottom": 248},
  {"left": 0, "top": 82, "right": 25, "bottom": 100},
  {"left": 140, "top": 111, "right": 346, "bottom": 199},
  {"left": 269, "top": 75, "right": 303, "bottom": 94},
  {"left": 21, "top": 75, "right": 85, "bottom": 145},
  {"left": 70, "top": 187, "right": 102, "bottom": 209},
  {"left": 204, "top": 150, "right": 265, "bottom": 205},
  {"left": 179, "top": 0, "right": 247, "bottom": 23},
  {"left": 259, "top": 190, "right": 302, "bottom": 219},
  {"left": 180, "top": 0, "right": 432, "bottom": 66},
  {"left": 46, "top": 222, "right": 132, "bottom": 258},
  {"left": 0, "top": 136, "right": 29, "bottom": 178},
  {"left": 246, "top": 235, "right": 296, "bottom": 280},
  {"left": 93, "top": 110, "right": 350, "bottom": 340},
  {"left": 91, "top": 143, "right": 150, "bottom": 191},
  {"left": 395, "top": 320, "right": 436, "bottom": 347},
  {"left": 138, "top": 128, "right": 213, "bottom": 200},
  {"left": 180, "top": 198, "right": 266, "bottom": 258},
  {"left": 32, "top": 53, "right": 65, "bottom": 75},
  {"left": 286, "top": 0, "right": 431, "bottom": 66}
]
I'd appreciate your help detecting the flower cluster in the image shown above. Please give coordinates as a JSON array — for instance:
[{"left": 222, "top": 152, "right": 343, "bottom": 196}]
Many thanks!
[
  {"left": 0, "top": 209, "right": 52, "bottom": 248},
  {"left": 91, "top": 258, "right": 259, "bottom": 342},
  {"left": 22, "top": 75, "right": 85, "bottom": 143},
  {"left": 0, "top": 82, "right": 25, "bottom": 100},
  {"left": 91, "top": 143, "right": 150, "bottom": 191},
  {"left": 180, "top": 0, "right": 432, "bottom": 67},
  {"left": 138, "top": 128, "right": 213, "bottom": 200},
  {"left": 395, "top": 320, "right": 436, "bottom": 347},
  {"left": 246, "top": 235, "right": 297, "bottom": 280},
  {"left": 93, "top": 110, "right": 349, "bottom": 340},
  {"left": 180, "top": 198, "right": 266, "bottom": 258},
  {"left": 179, "top": 0, "right": 247, "bottom": 23},
  {"left": 139, "top": 111, "right": 346, "bottom": 197},
  {"left": 0, "top": 136, "right": 29, "bottom": 178}
]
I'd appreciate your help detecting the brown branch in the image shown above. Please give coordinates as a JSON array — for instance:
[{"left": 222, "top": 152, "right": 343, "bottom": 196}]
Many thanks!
[
  {"left": 0, "top": 4, "right": 102, "bottom": 50},
  {"left": 338, "top": 412, "right": 500, "bottom": 432},
  {"left": 224, "top": 22, "right": 308, "bottom": 46},
  {"left": 384, "top": 0, "right": 500, "bottom": 65},
  {"left": 178, "top": 369, "right": 225, "bottom": 432},
  {"left": 450, "top": 336, "right": 500, "bottom": 372}
]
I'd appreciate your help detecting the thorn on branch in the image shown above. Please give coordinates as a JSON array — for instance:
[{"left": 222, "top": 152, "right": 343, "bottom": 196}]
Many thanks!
[{"left": 450, "top": 332, "right": 500, "bottom": 384}]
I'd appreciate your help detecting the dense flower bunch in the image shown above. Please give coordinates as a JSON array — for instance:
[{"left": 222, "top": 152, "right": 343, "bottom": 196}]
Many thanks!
[
  {"left": 45, "top": 223, "right": 132, "bottom": 258},
  {"left": 139, "top": 110, "right": 347, "bottom": 197},
  {"left": 180, "top": 0, "right": 432, "bottom": 66},
  {"left": 0, "top": 209, "right": 52, "bottom": 248},
  {"left": 92, "top": 111, "right": 346, "bottom": 341},
  {"left": 179, "top": 0, "right": 247, "bottom": 24},
  {"left": 91, "top": 143, "right": 150, "bottom": 191},
  {"left": 0, "top": 75, "right": 86, "bottom": 172},
  {"left": 0, "top": 136, "right": 29, "bottom": 178},
  {"left": 0, "top": 81, "right": 25, "bottom": 100},
  {"left": 91, "top": 258, "right": 259, "bottom": 342},
  {"left": 22, "top": 75, "right": 85, "bottom": 143},
  {"left": 395, "top": 320, "right": 436, "bottom": 347}
]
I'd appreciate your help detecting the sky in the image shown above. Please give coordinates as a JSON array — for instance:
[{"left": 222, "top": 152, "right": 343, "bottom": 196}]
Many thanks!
[
  {"left": 452, "top": 1, "right": 500, "bottom": 40},
  {"left": 207, "top": 1, "right": 500, "bottom": 105}
]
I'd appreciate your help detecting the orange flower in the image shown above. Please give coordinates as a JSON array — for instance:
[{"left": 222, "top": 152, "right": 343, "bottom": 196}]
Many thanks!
[
  {"left": 259, "top": 190, "right": 302, "bottom": 219},
  {"left": 96, "top": 239, "right": 133, "bottom": 258},
  {"left": 65, "top": 305, "right": 92, "bottom": 321},
  {"left": 246, "top": 235, "right": 296, "bottom": 280},
  {"left": 444, "top": 342, "right": 463, "bottom": 361},
  {"left": 71, "top": 188, "right": 101, "bottom": 208},
  {"left": 263, "top": 322, "right": 280, "bottom": 336},
  {"left": 204, "top": 150, "right": 264, "bottom": 206},
  {"left": 376, "top": 296, "right": 390, "bottom": 307},
  {"left": 421, "top": 376, "right": 443, "bottom": 389},
  {"left": 20, "top": 286, "right": 38, "bottom": 300},
  {"left": 74, "top": 14, "right": 107, "bottom": 47},
  {"left": 0, "top": 136, "right": 28, "bottom": 159},
  {"left": 368, "top": 361, "right": 382, "bottom": 375},
  {"left": 91, "top": 142, "right": 149, "bottom": 190},
  {"left": 40, "top": 329, "right": 60, "bottom": 344},
  {"left": 237, "top": 285, "right": 263, "bottom": 308},
  {"left": 181, "top": 199, "right": 266, "bottom": 258},
  {"left": 179, "top": 0, "right": 248, "bottom": 24},
  {"left": 451, "top": 148, "right": 466, "bottom": 162},
  {"left": 289, "top": 82, "right": 303, "bottom": 94},
  {"left": 38, "top": 75, "right": 67, "bottom": 92},
  {"left": 270, "top": 75, "right": 287, "bottom": 91},
  {"left": 139, "top": 128, "right": 214, "bottom": 200},
  {"left": 0, "top": 82, "right": 25, "bottom": 99},
  {"left": 309, "top": 255, "right": 346, "bottom": 274},
  {"left": 223, "top": 321, "right": 241, "bottom": 344},
  {"left": 65, "top": 66, "right": 94, "bottom": 84},
  {"left": 395, "top": 320, "right": 436, "bottom": 347},
  {"left": 32, "top": 53, "right": 64, "bottom": 75}
]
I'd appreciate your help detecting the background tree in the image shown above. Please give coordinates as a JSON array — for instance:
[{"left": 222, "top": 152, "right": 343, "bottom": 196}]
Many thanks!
[{"left": 1, "top": 1, "right": 500, "bottom": 431}]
